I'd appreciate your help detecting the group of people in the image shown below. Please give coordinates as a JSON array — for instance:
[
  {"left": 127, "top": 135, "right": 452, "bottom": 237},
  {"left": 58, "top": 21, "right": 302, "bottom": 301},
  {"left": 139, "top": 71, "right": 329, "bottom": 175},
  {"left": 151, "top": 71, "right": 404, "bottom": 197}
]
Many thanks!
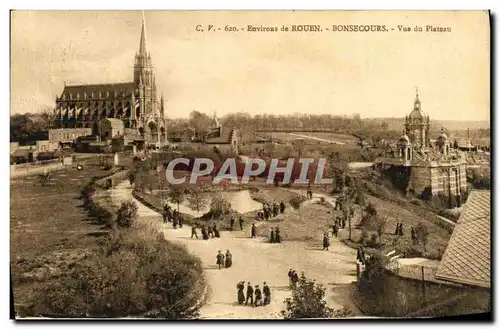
[
  {"left": 216, "top": 250, "right": 233, "bottom": 269},
  {"left": 394, "top": 222, "right": 405, "bottom": 236},
  {"left": 163, "top": 204, "right": 184, "bottom": 229},
  {"left": 256, "top": 201, "right": 286, "bottom": 220},
  {"left": 191, "top": 223, "right": 221, "bottom": 240},
  {"left": 228, "top": 215, "right": 245, "bottom": 231},
  {"left": 236, "top": 281, "right": 271, "bottom": 307},
  {"left": 287, "top": 269, "right": 300, "bottom": 288},
  {"left": 269, "top": 227, "right": 282, "bottom": 243}
]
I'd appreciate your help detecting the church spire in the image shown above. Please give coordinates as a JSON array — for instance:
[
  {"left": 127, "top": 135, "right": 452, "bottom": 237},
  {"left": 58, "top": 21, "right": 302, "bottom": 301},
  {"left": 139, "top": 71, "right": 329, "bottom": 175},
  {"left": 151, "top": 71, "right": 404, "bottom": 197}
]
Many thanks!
[{"left": 139, "top": 13, "right": 148, "bottom": 56}]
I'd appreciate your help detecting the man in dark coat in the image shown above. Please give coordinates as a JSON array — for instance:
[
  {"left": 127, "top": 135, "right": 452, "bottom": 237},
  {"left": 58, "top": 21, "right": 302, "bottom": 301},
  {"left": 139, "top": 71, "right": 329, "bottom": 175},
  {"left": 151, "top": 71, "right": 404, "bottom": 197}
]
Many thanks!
[
  {"left": 214, "top": 223, "right": 220, "bottom": 238},
  {"left": 263, "top": 282, "right": 271, "bottom": 305},
  {"left": 275, "top": 227, "right": 281, "bottom": 243},
  {"left": 239, "top": 215, "right": 244, "bottom": 230},
  {"left": 395, "top": 222, "right": 400, "bottom": 235},
  {"left": 191, "top": 225, "right": 199, "bottom": 239},
  {"left": 280, "top": 201, "right": 285, "bottom": 214},
  {"left": 178, "top": 214, "right": 183, "bottom": 228},
  {"left": 332, "top": 224, "right": 338, "bottom": 238},
  {"left": 251, "top": 223, "right": 257, "bottom": 238},
  {"left": 269, "top": 228, "right": 275, "bottom": 243},
  {"left": 322, "top": 233, "right": 330, "bottom": 251},
  {"left": 288, "top": 269, "right": 294, "bottom": 287},
  {"left": 254, "top": 285, "right": 263, "bottom": 307},
  {"left": 399, "top": 223, "right": 404, "bottom": 236},
  {"left": 245, "top": 282, "right": 254, "bottom": 306},
  {"left": 201, "top": 227, "right": 208, "bottom": 240},
  {"left": 230, "top": 216, "right": 235, "bottom": 231}
]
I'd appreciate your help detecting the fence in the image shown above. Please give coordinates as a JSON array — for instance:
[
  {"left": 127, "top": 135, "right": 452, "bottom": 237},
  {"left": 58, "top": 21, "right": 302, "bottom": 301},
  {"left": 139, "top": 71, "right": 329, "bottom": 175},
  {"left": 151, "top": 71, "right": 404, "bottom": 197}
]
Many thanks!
[
  {"left": 386, "top": 261, "right": 439, "bottom": 283},
  {"left": 10, "top": 157, "right": 71, "bottom": 179}
]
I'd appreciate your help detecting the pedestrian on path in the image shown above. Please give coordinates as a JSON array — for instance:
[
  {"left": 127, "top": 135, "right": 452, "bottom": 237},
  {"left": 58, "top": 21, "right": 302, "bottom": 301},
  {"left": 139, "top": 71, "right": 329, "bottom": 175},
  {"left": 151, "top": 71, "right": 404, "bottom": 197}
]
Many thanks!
[
  {"left": 323, "top": 233, "right": 330, "bottom": 251},
  {"left": 230, "top": 216, "right": 235, "bottom": 231},
  {"left": 245, "top": 282, "right": 254, "bottom": 306},
  {"left": 191, "top": 225, "right": 199, "bottom": 239},
  {"left": 201, "top": 227, "right": 208, "bottom": 240},
  {"left": 225, "top": 250, "right": 232, "bottom": 268},
  {"left": 269, "top": 228, "right": 275, "bottom": 243},
  {"left": 251, "top": 223, "right": 256, "bottom": 238},
  {"left": 214, "top": 223, "right": 220, "bottom": 238},
  {"left": 254, "top": 285, "right": 263, "bottom": 307},
  {"left": 263, "top": 282, "right": 271, "bottom": 305},
  {"left": 216, "top": 250, "right": 225, "bottom": 270},
  {"left": 208, "top": 225, "right": 215, "bottom": 238},
  {"left": 275, "top": 227, "right": 281, "bottom": 243},
  {"left": 239, "top": 215, "right": 244, "bottom": 230},
  {"left": 237, "top": 281, "right": 245, "bottom": 305}
]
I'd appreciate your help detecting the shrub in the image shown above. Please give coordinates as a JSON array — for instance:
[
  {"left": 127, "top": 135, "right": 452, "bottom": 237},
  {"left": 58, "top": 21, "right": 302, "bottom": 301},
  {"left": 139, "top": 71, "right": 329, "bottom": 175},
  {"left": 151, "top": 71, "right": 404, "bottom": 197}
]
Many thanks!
[
  {"left": 364, "top": 202, "right": 377, "bottom": 217},
  {"left": 359, "top": 230, "right": 368, "bottom": 244},
  {"left": 116, "top": 200, "right": 138, "bottom": 228},
  {"left": 32, "top": 225, "right": 206, "bottom": 318},
  {"left": 281, "top": 272, "right": 350, "bottom": 319}
]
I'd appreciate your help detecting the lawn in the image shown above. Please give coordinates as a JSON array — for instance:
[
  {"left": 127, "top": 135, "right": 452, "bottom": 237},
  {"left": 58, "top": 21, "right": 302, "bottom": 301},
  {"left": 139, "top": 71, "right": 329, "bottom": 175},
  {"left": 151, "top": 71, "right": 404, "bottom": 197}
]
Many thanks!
[
  {"left": 337, "top": 195, "right": 451, "bottom": 259},
  {"left": 10, "top": 166, "right": 111, "bottom": 314}
]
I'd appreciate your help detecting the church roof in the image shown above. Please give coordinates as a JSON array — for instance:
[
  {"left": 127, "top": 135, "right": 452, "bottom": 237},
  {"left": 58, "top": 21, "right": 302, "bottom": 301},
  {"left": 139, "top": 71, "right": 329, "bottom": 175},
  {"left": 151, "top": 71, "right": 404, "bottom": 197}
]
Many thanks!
[
  {"left": 435, "top": 190, "right": 491, "bottom": 288},
  {"left": 60, "top": 82, "right": 136, "bottom": 100}
]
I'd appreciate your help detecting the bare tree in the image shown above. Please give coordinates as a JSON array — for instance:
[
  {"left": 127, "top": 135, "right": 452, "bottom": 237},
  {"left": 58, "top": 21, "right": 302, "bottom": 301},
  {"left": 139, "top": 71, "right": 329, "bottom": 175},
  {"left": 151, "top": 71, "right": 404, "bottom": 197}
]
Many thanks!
[
  {"left": 210, "top": 193, "right": 231, "bottom": 219},
  {"left": 289, "top": 195, "right": 304, "bottom": 220},
  {"left": 167, "top": 185, "right": 185, "bottom": 213},
  {"left": 187, "top": 187, "right": 209, "bottom": 215}
]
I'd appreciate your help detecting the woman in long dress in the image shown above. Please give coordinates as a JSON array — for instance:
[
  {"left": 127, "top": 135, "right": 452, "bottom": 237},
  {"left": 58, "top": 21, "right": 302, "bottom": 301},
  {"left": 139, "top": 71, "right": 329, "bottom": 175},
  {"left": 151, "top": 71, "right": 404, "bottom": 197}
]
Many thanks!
[{"left": 225, "top": 250, "right": 232, "bottom": 268}]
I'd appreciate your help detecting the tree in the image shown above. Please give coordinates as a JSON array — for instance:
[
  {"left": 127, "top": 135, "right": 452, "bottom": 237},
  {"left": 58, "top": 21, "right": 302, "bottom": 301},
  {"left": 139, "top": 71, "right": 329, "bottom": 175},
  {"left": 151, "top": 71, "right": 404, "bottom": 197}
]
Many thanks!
[
  {"left": 289, "top": 195, "right": 305, "bottom": 220},
  {"left": 415, "top": 222, "right": 429, "bottom": 252},
  {"left": 209, "top": 193, "right": 231, "bottom": 219},
  {"left": 167, "top": 186, "right": 185, "bottom": 213},
  {"left": 186, "top": 187, "right": 209, "bottom": 215},
  {"left": 116, "top": 200, "right": 138, "bottom": 228},
  {"left": 281, "top": 272, "right": 351, "bottom": 319},
  {"left": 294, "top": 139, "right": 306, "bottom": 158},
  {"left": 188, "top": 111, "right": 212, "bottom": 141}
]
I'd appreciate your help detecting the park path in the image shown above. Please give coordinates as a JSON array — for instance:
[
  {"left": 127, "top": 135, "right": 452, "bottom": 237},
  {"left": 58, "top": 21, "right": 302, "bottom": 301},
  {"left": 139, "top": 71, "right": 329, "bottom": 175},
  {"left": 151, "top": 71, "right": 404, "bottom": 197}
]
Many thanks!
[{"left": 110, "top": 181, "right": 362, "bottom": 319}]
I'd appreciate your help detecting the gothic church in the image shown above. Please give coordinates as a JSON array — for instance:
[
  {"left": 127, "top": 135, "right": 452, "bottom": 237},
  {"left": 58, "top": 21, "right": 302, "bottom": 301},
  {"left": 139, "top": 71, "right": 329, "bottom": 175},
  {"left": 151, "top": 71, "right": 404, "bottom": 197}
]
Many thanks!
[{"left": 54, "top": 17, "right": 166, "bottom": 146}]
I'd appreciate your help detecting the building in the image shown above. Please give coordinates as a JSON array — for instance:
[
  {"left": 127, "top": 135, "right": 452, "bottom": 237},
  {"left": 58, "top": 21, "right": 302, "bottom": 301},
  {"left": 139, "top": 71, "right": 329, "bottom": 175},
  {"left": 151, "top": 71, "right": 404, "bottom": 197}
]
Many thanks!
[
  {"left": 53, "top": 17, "right": 166, "bottom": 148},
  {"left": 204, "top": 112, "right": 239, "bottom": 155},
  {"left": 376, "top": 89, "right": 468, "bottom": 204},
  {"left": 435, "top": 190, "right": 490, "bottom": 288}
]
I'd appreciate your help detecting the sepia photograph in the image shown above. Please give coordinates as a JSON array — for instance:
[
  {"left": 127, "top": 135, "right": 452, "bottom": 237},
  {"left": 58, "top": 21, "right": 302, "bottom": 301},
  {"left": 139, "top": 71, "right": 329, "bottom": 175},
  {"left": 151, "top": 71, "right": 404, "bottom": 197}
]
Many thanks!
[{"left": 9, "top": 10, "right": 491, "bottom": 320}]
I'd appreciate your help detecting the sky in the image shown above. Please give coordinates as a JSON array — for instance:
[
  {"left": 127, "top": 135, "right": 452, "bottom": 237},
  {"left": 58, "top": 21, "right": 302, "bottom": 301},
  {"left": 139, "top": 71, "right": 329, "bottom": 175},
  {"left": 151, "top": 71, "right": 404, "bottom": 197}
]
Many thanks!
[{"left": 10, "top": 10, "right": 490, "bottom": 121}]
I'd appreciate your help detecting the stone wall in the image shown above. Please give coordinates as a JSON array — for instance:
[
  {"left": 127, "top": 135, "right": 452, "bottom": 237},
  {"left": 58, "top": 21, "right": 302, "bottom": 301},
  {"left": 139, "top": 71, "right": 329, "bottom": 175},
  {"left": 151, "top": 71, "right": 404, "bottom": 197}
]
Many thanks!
[
  {"left": 410, "top": 166, "right": 431, "bottom": 196},
  {"left": 49, "top": 128, "right": 92, "bottom": 143}
]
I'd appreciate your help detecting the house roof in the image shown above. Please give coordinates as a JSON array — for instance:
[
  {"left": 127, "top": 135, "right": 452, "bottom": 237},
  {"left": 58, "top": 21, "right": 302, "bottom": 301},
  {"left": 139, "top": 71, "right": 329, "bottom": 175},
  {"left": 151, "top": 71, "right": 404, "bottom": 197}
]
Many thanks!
[
  {"left": 60, "top": 82, "right": 136, "bottom": 100},
  {"left": 11, "top": 148, "right": 33, "bottom": 157},
  {"left": 435, "top": 190, "right": 491, "bottom": 288},
  {"left": 205, "top": 128, "right": 235, "bottom": 144},
  {"left": 100, "top": 118, "right": 124, "bottom": 130}
]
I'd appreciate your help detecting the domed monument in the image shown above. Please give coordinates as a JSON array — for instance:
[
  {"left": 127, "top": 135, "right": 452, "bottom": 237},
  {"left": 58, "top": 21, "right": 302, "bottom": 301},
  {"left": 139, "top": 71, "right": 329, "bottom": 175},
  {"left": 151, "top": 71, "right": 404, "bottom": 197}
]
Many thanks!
[{"left": 377, "top": 88, "right": 468, "bottom": 206}]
